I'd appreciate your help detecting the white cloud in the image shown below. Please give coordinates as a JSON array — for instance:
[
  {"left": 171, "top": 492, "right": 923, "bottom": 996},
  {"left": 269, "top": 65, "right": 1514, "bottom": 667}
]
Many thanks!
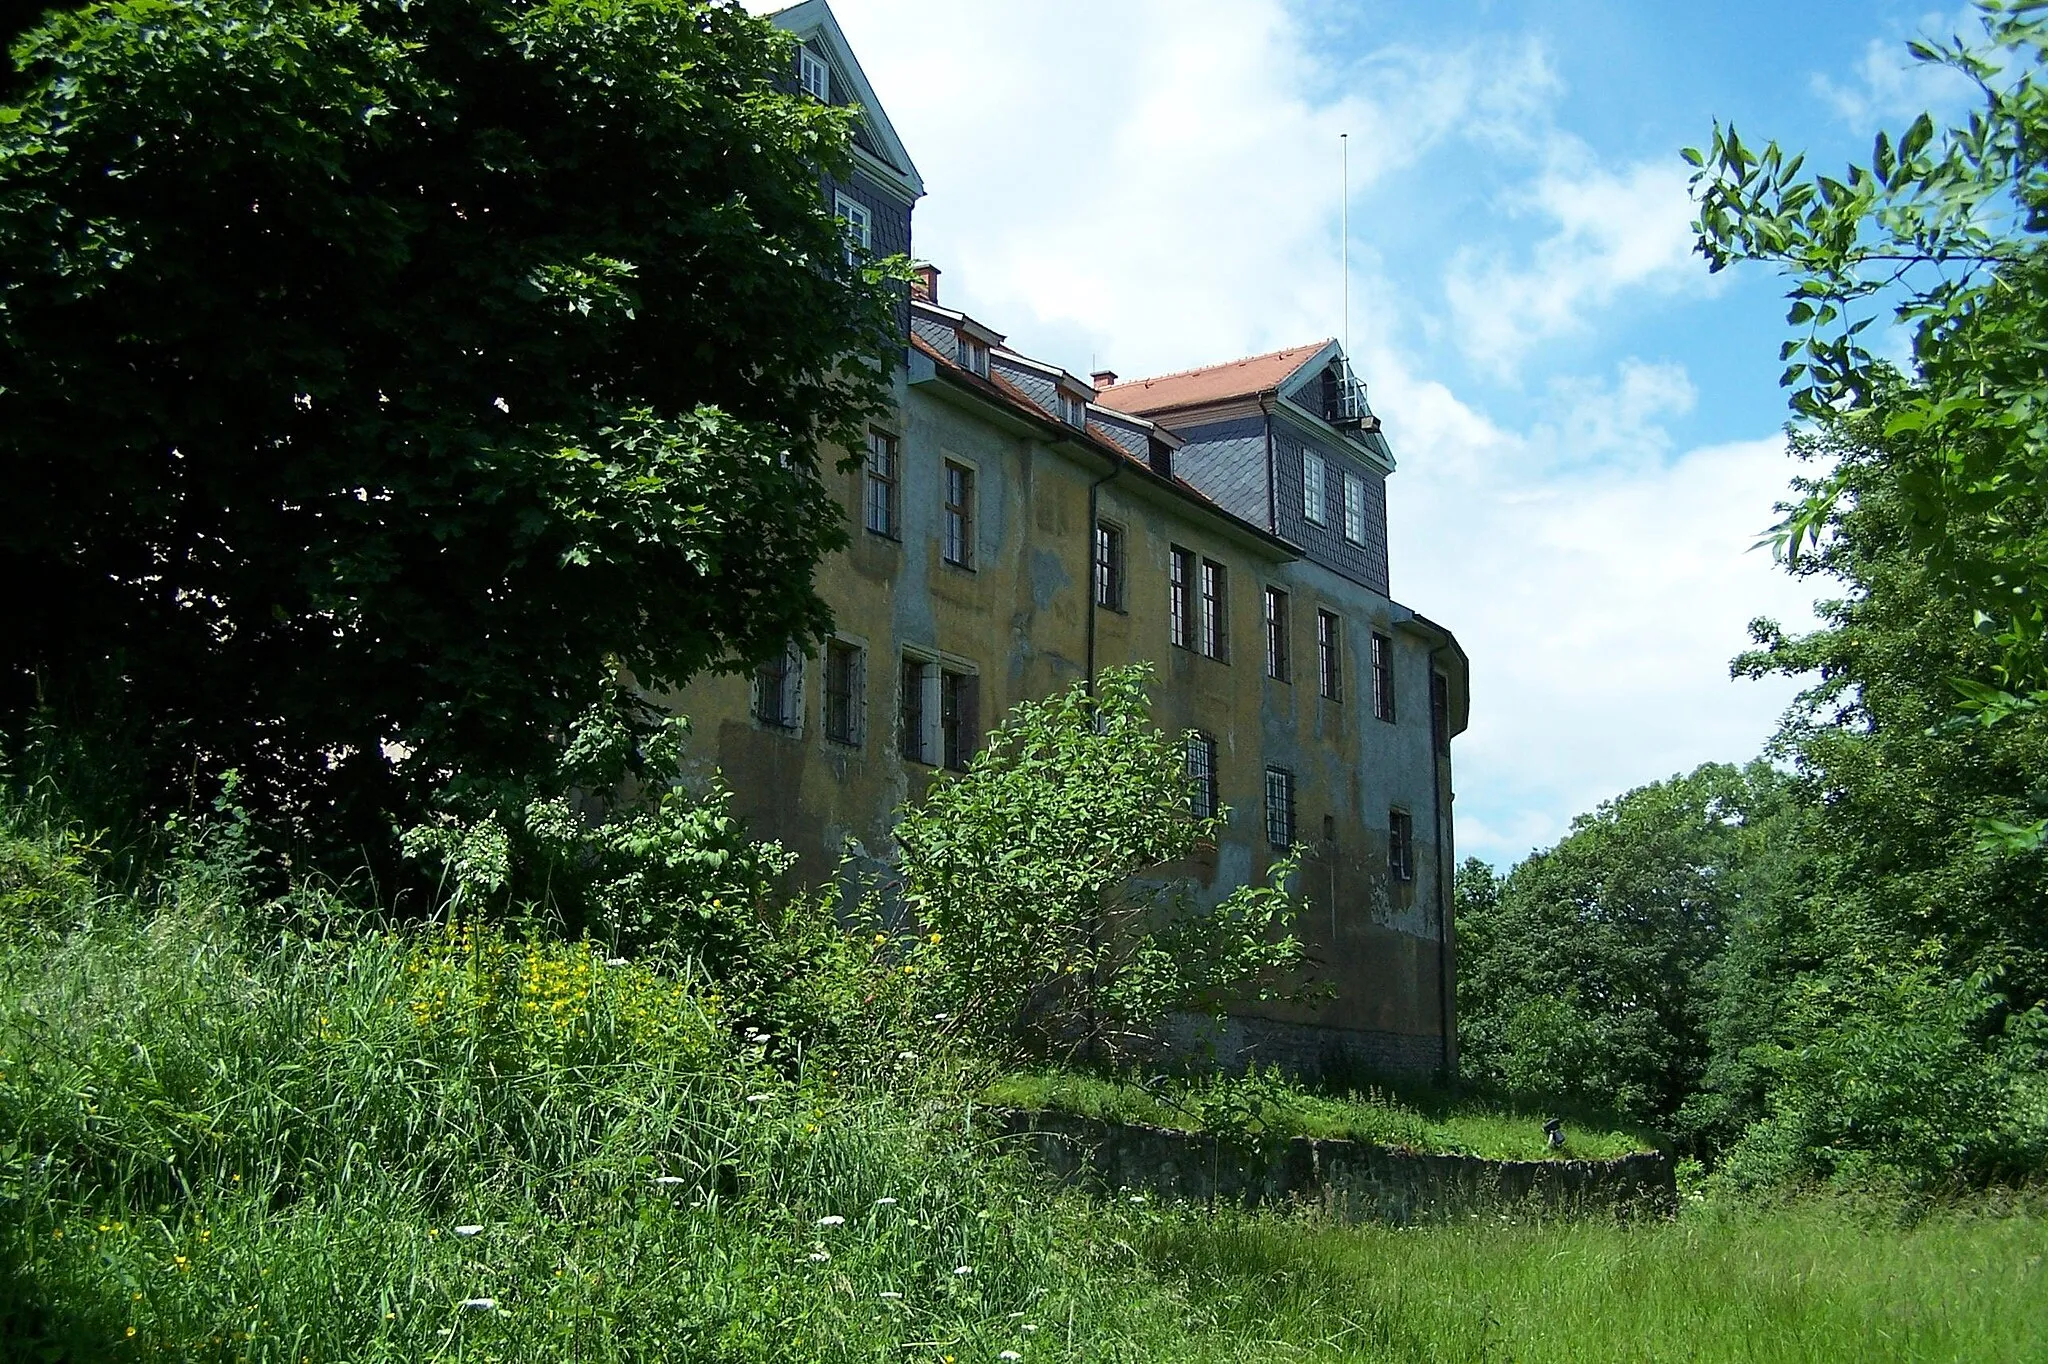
[
  {"left": 809, "top": 0, "right": 1817, "bottom": 865},
  {"left": 1377, "top": 357, "right": 1815, "bottom": 862},
  {"left": 1443, "top": 151, "right": 1705, "bottom": 376},
  {"left": 1810, "top": 6, "right": 1983, "bottom": 128}
]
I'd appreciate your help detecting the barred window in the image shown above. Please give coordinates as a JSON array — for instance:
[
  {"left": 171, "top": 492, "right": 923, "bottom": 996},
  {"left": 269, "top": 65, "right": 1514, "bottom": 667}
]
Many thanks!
[
  {"left": 1186, "top": 732, "right": 1219, "bottom": 821},
  {"left": 823, "top": 640, "right": 864, "bottom": 747},
  {"left": 1169, "top": 547, "right": 1195, "bottom": 649},
  {"left": 899, "top": 657, "right": 928, "bottom": 763},
  {"left": 1344, "top": 471, "right": 1367, "bottom": 545},
  {"left": 1431, "top": 671, "right": 1451, "bottom": 755},
  {"left": 940, "top": 669, "right": 979, "bottom": 772},
  {"left": 864, "top": 430, "right": 898, "bottom": 538},
  {"left": 1317, "top": 610, "right": 1342, "bottom": 701},
  {"left": 1371, "top": 631, "right": 1396, "bottom": 722},
  {"left": 1264, "top": 587, "right": 1290, "bottom": 681},
  {"left": 943, "top": 461, "right": 974, "bottom": 568},
  {"left": 1094, "top": 522, "right": 1125, "bottom": 610},
  {"left": 1302, "top": 449, "right": 1327, "bottom": 525},
  {"left": 1199, "top": 559, "right": 1228, "bottom": 661},
  {"left": 1389, "top": 808, "right": 1414, "bottom": 882},
  {"left": 753, "top": 642, "right": 803, "bottom": 731},
  {"left": 1264, "top": 766, "right": 1295, "bottom": 849}
]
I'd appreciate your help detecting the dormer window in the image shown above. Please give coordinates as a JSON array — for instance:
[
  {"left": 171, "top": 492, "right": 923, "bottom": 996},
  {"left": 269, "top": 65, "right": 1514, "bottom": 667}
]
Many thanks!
[
  {"left": 957, "top": 333, "right": 989, "bottom": 378},
  {"left": 1058, "top": 391, "right": 1087, "bottom": 428},
  {"left": 799, "top": 47, "right": 831, "bottom": 102}
]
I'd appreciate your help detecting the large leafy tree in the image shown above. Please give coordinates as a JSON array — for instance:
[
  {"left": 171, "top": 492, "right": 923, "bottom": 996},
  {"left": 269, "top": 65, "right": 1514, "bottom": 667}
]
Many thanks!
[
  {"left": 1453, "top": 763, "right": 1807, "bottom": 1133},
  {"left": 1715, "top": 420, "right": 2048, "bottom": 1186},
  {"left": 0, "top": 1, "right": 899, "bottom": 858},
  {"left": 1689, "top": 1, "right": 2048, "bottom": 840}
]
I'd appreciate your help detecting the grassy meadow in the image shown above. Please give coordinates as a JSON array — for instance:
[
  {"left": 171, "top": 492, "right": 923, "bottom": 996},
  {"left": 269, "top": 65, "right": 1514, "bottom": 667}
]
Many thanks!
[
  {"left": 1, "top": 801, "right": 2043, "bottom": 1363},
  {"left": 984, "top": 1069, "right": 1657, "bottom": 1162}
]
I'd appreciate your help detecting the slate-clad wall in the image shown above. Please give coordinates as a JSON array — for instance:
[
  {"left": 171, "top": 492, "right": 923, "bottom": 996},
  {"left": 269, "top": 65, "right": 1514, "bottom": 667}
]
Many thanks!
[
  {"left": 994, "top": 361, "right": 1059, "bottom": 419},
  {"left": 826, "top": 168, "right": 914, "bottom": 338},
  {"left": 1171, "top": 415, "right": 1272, "bottom": 530},
  {"left": 1272, "top": 431, "right": 1390, "bottom": 597}
]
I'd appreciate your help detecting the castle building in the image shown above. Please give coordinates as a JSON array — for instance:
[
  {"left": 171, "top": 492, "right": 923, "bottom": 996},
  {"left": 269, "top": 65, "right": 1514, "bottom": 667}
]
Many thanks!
[{"left": 680, "top": 1, "right": 1470, "bottom": 1075}]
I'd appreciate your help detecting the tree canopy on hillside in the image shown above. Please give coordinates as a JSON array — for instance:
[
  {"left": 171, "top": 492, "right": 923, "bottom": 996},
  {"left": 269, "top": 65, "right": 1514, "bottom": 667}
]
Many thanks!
[{"left": 0, "top": 0, "right": 901, "bottom": 859}]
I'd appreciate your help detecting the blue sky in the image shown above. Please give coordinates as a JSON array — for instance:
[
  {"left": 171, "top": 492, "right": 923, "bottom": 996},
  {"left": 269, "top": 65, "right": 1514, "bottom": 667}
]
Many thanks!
[{"left": 805, "top": 0, "right": 1984, "bottom": 864}]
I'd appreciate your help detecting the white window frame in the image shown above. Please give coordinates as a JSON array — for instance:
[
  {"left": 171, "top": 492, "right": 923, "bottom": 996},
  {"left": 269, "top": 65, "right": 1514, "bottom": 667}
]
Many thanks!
[
  {"left": 1059, "top": 391, "right": 1088, "bottom": 428},
  {"left": 900, "top": 646, "right": 978, "bottom": 768},
  {"left": 799, "top": 47, "right": 831, "bottom": 102},
  {"left": 1302, "top": 449, "right": 1327, "bottom": 525},
  {"left": 834, "top": 192, "right": 872, "bottom": 266},
  {"left": 1343, "top": 470, "right": 1366, "bottom": 545},
  {"left": 957, "top": 332, "right": 989, "bottom": 378}
]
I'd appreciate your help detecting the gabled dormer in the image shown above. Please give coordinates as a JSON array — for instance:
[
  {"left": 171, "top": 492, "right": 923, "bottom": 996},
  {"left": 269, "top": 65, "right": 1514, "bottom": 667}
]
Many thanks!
[{"left": 757, "top": 1, "right": 924, "bottom": 205}]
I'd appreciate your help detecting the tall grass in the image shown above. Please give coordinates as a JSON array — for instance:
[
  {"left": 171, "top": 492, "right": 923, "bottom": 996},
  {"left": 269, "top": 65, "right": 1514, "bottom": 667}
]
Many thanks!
[{"left": 2, "top": 794, "right": 2044, "bottom": 1362}]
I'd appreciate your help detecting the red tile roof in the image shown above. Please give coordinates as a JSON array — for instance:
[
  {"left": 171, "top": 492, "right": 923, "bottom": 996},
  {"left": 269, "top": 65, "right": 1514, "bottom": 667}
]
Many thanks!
[{"left": 1097, "top": 341, "right": 1332, "bottom": 416}]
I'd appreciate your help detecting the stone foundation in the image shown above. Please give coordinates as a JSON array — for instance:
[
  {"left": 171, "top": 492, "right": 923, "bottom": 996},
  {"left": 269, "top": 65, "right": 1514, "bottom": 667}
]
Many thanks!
[{"left": 994, "top": 1108, "right": 1675, "bottom": 1225}]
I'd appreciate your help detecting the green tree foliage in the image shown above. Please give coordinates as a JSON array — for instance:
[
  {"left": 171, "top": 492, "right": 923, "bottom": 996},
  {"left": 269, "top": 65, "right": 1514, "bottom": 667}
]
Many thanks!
[
  {"left": 1689, "top": 2, "right": 2048, "bottom": 832},
  {"left": 1715, "top": 421, "right": 2048, "bottom": 1186},
  {"left": 893, "top": 665, "right": 1307, "bottom": 1064},
  {"left": 1454, "top": 763, "right": 1807, "bottom": 1133},
  {"left": 0, "top": 1, "right": 902, "bottom": 862}
]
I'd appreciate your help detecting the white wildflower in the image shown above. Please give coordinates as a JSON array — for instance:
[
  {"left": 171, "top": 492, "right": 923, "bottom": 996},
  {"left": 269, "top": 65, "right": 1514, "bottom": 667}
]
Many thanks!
[
  {"left": 879, "top": 1291, "right": 904, "bottom": 1300},
  {"left": 460, "top": 1298, "right": 497, "bottom": 1311},
  {"left": 654, "top": 1176, "right": 688, "bottom": 1187},
  {"left": 605, "top": 957, "right": 628, "bottom": 967},
  {"left": 896, "top": 1050, "right": 918, "bottom": 1061},
  {"left": 1000, "top": 1353, "right": 1023, "bottom": 1361},
  {"left": 453, "top": 1225, "right": 484, "bottom": 1238},
  {"left": 952, "top": 1265, "right": 973, "bottom": 1276},
  {"left": 745, "top": 1093, "right": 772, "bottom": 1104},
  {"left": 807, "top": 1250, "right": 830, "bottom": 1263},
  {"left": 874, "top": 1197, "right": 898, "bottom": 1207},
  {"left": 816, "top": 1215, "right": 845, "bottom": 1227},
  {"left": 1022, "top": 1325, "right": 1039, "bottom": 1334}
]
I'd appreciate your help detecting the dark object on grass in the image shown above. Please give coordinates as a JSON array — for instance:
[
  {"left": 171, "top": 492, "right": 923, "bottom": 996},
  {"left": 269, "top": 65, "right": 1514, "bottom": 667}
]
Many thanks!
[{"left": 1544, "top": 1118, "right": 1565, "bottom": 1151}]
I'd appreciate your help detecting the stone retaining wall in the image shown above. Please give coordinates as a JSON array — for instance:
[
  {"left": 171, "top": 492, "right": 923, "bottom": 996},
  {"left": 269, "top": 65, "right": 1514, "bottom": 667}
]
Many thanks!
[{"left": 993, "top": 1108, "right": 1675, "bottom": 1224}]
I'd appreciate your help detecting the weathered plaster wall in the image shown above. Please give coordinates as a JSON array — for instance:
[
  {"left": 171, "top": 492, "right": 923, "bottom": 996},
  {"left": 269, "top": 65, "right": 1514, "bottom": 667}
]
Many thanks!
[{"left": 667, "top": 358, "right": 1463, "bottom": 1075}]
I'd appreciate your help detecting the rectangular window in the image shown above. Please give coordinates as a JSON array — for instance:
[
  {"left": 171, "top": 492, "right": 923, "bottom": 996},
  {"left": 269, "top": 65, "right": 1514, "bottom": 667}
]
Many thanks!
[
  {"left": 864, "top": 428, "right": 898, "bottom": 538},
  {"left": 1389, "top": 808, "right": 1414, "bottom": 882},
  {"left": 1317, "top": 610, "right": 1342, "bottom": 701},
  {"left": 833, "top": 192, "right": 872, "bottom": 266},
  {"left": 1263, "top": 587, "right": 1290, "bottom": 682},
  {"left": 798, "top": 47, "right": 831, "bottom": 101},
  {"left": 957, "top": 333, "right": 989, "bottom": 378},
  {"left": 899, "top": 656, "right": 928, "bottom": 763},
  {"left": 940, "top": 669, "right": 979, "bottom": 772},
  {"left": 942, "top": 461, "right": 974, "bottom": 568},
  {"left": 1431, "top": 671, "right": 1451, "bottom": 754},
  {"left": 1371, "top": 631, "right": 1396, "bottom": 722},
  {"left": 1186, "top": 732, "right": 1218, "bottom": 821},
  {"left": 1199, "top": 559, "right": 1228, "bottom": 661},
  {"left": 1302, "top": 449, "right": 1327, "bottom": 525},
  {"left": 1264, "top": 767, "right": 1296, "bottom": 849},
  {"left": 1169, "top": 547, "right": 1195, "bottom": 649},
  {"left": 753, "top": 641, "right": 802, "bottom": 730},
  {"left": 1093, "top": 522, "right": 1124, "bottom": 610},
  {"left": 823, "top": 639, "right": 864, "bottom": 747},
  {"left": 1343, "top": 471, "right": 1366, "bottom": 545},
  {"left": 1059, "top": 391, "right": 1088, "bottom": 427}
]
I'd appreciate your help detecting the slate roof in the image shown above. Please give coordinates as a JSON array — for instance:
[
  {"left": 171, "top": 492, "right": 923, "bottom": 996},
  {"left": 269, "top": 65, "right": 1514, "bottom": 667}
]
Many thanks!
[
  {"left": 907, "top": 330, "right": 1292, "bottom": 557},
  {"left": 1097, "top": 341, "right": 1332, "bottom": 416}
]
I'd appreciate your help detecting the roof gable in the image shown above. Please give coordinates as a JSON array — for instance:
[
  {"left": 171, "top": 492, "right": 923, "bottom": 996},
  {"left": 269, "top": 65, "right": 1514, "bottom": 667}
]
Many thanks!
[{"left": 757, "top": 1, "right": 925, "bottom": 199}]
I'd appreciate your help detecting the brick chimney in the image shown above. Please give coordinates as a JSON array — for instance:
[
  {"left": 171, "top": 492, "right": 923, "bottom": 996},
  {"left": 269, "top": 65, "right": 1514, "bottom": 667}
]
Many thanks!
[
  {"left": 1091, "top": 369, "right": 1118, "bottom": 388},
  {"left": 912, "top": 263, "right": 940, "bottom": 302}
]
